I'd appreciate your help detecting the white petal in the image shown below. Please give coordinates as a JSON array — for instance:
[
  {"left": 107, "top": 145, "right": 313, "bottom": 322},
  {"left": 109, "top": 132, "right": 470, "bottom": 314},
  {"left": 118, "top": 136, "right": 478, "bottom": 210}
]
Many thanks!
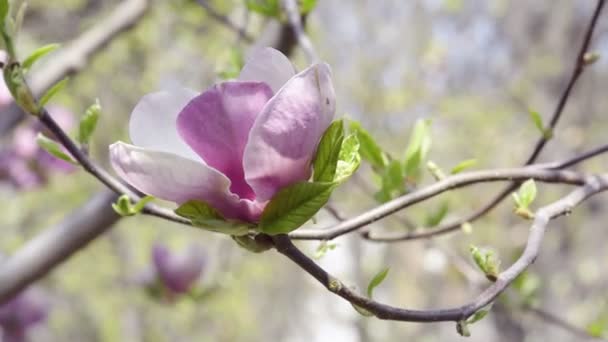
[
  {"left": 238, "top": 47, "right": 296, "bottom": 94},
  {"left": 129, "top": 88, "right": 199, "bottom": 160}
]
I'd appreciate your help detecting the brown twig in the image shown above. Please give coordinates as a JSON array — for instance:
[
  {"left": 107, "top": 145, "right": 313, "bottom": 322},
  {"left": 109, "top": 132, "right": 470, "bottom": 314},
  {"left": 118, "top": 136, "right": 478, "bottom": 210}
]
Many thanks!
[
  {"left": 289, "top": 168, "right": 587, "bottom": 240},
  {"left": 274, "top": 176, "right": 608, "bottom": 322},
  {"left": 360, "top": 0, "right": 605, "bottom": 243}
]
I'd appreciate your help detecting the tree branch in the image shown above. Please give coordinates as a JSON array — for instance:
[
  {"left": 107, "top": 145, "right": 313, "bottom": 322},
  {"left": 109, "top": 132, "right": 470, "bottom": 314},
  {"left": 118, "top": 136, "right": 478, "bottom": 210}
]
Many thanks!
[
  {"left": 289, "top": 168, "right": 587, "bottom": 241},
  {"left": 0, "top": 0, "right": 151, "bottom": 135},
  {"left": 273, "top": 175, "right": 608, "bottom": 322}
]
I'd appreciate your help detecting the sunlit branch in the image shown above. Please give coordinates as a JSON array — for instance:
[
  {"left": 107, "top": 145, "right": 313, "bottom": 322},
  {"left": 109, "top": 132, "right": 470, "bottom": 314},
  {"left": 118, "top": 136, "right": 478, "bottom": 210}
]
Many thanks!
[
  {"left": 290, "top": 168, "right": 587, "bottom": 240},
  {"left": 274, "top": 176, "right": 608, "bottom": 322},
  {"left": 195, "top": 0, "right": 254, "bottom": 42},
  {"left": 370, "top": 0, "right": 606, "bottom": 242},
  {"left": 361, "top": 143, "right": 608, "bottom": 242},
  {"left": 280, "top": 0, "right": 317, "bottom": 62}
]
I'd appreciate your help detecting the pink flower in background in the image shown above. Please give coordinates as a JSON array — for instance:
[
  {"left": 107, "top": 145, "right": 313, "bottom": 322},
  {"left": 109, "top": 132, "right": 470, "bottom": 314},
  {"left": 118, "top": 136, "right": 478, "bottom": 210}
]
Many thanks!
[
  {"left": 0, "top": 288, "right": 49, "bottom": 342},
  {"left": 0, "top": 105, "right": 76, "bottom": 189},
  {"left": 151, "top": 243, "right": 206, "bottom": 294},
  {"left": 110, "top": 47, "right": 335, "bottom": 222}
]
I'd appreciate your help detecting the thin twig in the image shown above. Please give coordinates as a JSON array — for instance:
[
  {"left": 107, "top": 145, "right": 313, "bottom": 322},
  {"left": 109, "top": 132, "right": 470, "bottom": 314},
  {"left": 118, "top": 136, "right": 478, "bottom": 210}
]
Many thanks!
[
  {"left": 280, "top": 0, "right": 317, "bottom": 62},
  {"left": 362, "top": 0, "right": 605, "bottom": 242},
  {"left": 195, "top": 0, "right": 254, "bottom": 42},
  {"left": 273, "top": 176, "right": 608, "bottom": 322},
  {"left": 0, "top": 0, "right": 152, "bottom": 134},
  {"left": 289, "top": 168, "right": 587, "bottom": 240},
  {"left": 524, "top": 305, "right": 608, "bottom": 341},
  {"left": 362, "top": 143, "right": 608, "bottom": 242}
]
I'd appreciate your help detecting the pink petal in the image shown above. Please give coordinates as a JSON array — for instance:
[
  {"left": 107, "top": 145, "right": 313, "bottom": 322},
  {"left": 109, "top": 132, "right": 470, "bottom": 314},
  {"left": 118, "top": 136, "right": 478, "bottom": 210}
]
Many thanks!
[
  {"left": 238, "top": 47, "right": 296, "bottom": 94},
  {"left": 109, "top": 142, "right": 263, "bottom": 222},
  {"left": 176, "top": 82, "right": 273, "bottom": 200},
  {"left": 243, "top": 63, "right": 336, "bottom": 201},
  {"left": 152, "top": 243, "right": 205, "bottom": 294}
]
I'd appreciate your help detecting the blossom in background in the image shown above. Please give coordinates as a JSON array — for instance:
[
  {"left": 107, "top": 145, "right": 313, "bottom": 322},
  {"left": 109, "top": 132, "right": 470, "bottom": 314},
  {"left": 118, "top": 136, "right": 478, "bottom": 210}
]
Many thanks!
[
  {"left": 110, "top": 47, "right": 335, "bottom": 222},
  {"left": 0, "top": 288, "right": 49, "bottom": 342},
  {"left": 0, "top": 104, "right": 76, "bottom": 189},
  {"left": 151, "top": 243, "right": 206, "bottom": 295}
]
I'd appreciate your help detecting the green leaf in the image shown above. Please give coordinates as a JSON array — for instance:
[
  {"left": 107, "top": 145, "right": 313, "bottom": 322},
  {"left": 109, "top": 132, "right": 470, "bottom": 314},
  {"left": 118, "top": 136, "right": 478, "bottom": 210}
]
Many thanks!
[
  {"left": 426, "top": 160, "right": 446, "bottom": 180},
  {"left": 512, "top": 271, "right": 541, "bottom": 306},
  {"left": 374, "top": 160, "right": 404, "bottom": 202},
  {"left": 349, "top": 120, "right": 387, "bottom": 170},
  {"left": 466, "top": 305, "right": 492, "bottom": 324},
  {"left": 111, "top": 195, "right": 154, "bottom": 217},
  {"left": 334, "top": 133, "right": 360, "bottom": 183},
  {"left": 77, "top": 99, "right": 101, "bottom": 145},
  {"left": 22, "top": 43, "right": 60, "bottom": 72},
  {"left": 366, "top": 267, "right": 389, "bottom": 298},
  {"left": 518, "top": 179, "right": 537, "bottom": 208},
  {"left": 300, "top": 0, "right": 318, "bottom": 13},
  {"left": 218, "top": 48, "right": 244, "bottom": 80},
  {"left": 456, "top": 320, "right": 471, "bottom": 337},
  {"left": 175, "top": 200, "right": 252, "bottom": 235},
  {"left": 232, "top": 235, "right": 273, "bottom": 253},
  {"left": 314, "top": 241, "right": 337, "bottom": 259},
  {"left": 403, "top": 119, "right": 432, "bottom": 179},
  {"left": 352, "top": 303, "right": 374, "bottom": 317},
  {"left": 260, "top": 181, "right": 335, "bottom": 235},
  {"left": 245, "top": 0, "right": 280, "bottom": 17},
  {"left": 36, "top": 133, "right": 77, "bottom": 165},
  {"left": 0, "top": 0, "right": 9, "bottom": 28},
  {"left": 424, "top": 201, "right": 449, "bottom": 227},
  {"left": 112, "top": 195, "right": 133, "bottom": 216},
  {"left": 469, "top": 245, "right": 500, "bottom": 282},
  {"left": 39, "top": 77, "right": 68, "bottom": 106},
  {"left": 313, "top": 120, "right": 344, "bottom": 182},
  {"left": 450, "top": 159, "right": 477, "bottom": 174},
  {"left": 529, "top": 110, "right": 544, "bottom": 134}
]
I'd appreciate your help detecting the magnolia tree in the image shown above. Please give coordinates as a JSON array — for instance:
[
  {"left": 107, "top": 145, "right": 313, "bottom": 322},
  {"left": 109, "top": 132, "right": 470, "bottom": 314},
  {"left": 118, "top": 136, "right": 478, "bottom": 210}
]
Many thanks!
[{"left": 0, "top": 0, "right": 607, "bottom": 340}]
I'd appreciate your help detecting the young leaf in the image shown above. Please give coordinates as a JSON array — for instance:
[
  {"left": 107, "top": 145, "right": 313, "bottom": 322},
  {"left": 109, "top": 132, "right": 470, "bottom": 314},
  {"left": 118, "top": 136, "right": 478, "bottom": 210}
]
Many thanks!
[
  {"left": 367, "top": 267, "right": 389, "bottom": 298},
  {"left": 300, "top": 0, "right": 318, "bottom": 13},
  {"left": 424, "top": 201, "right": 449, "bottom": 227},
  {"left": 111, "top": 195, "right": 154, "bottom": 217},
  {"left": 426, "top": 160, "right": 446, "bottom": 180},
  {"left": 245, "top": 0, "right": 280, "bottom": 17},
  {"left": 314, "top": 241, "right": 338, "bottom": 259},
  {"left": 349, "top": 120, "right": 388, "bottom": 170},
  {"left": 518, "top": 179, "right": 537, "bottom": 207},
  {"left": 36, "top": 133, "right": 77, "bottom": 165},
  {"left": 456, "top": 320, "right": 471, "bottom": 337},
  {"left": 112, "top": 195, "right": 132, "bottom": 216},
  {"left": 466, "top": 304, "right": 492, "bottom": 324},
  {"left": 334, "top": 133, "right": 361, "bottom": 183},
  {"left": 22, "top": 43, "right": 60, "bottom": 72},
  {"left": 313, "top": 120, "right": 344, "bottom": 182},
  {"left": 232, "top": 235, "right": 273, "bottom": 253},
  {"left": 375, "top": 160, "right": 404, "bottom": 203},
  {"left": 259, "top": 181, "right": 335, "bottom": 235},
  {"left": 0, "top": 0, "right": 8, "bottom": 28},
  {"left": 175, "top": 200, "right": 252, "bottom": 236},
  {"left": 352, "top": 303, "right": 374, "bottom": 317},
  {"left": 403, "top": 119, "right": 432, "bottom": 179},
  {"left": 528, "top": 110, "right": 544, "bottom": 134},
  {"left": 469, "top": 245, "right": 500, "bottom": 282},
  {"left": 77, "top": 99, "right": 101, "bottom": 145},
  {"left": 39, "top": 77, "right": 68, "bottom": 106},
  {"left": 450, "top": 159, "right": 477, "bottom": 174},
  {"left": 218, "top": 48, "right": 244, "bottom": 80}
]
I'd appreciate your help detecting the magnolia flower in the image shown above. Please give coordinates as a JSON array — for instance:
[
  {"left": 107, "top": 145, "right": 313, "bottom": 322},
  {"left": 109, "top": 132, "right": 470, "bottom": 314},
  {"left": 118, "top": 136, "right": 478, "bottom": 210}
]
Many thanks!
[
  {"left": 152, "top": 243, "right": 205, "bottom": 294},
  {"left": 0, "top": 288, "right": 49, "bottom": 342},
  {"left": 110, "top": 48, "right": 335, "bottom": 222}
]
